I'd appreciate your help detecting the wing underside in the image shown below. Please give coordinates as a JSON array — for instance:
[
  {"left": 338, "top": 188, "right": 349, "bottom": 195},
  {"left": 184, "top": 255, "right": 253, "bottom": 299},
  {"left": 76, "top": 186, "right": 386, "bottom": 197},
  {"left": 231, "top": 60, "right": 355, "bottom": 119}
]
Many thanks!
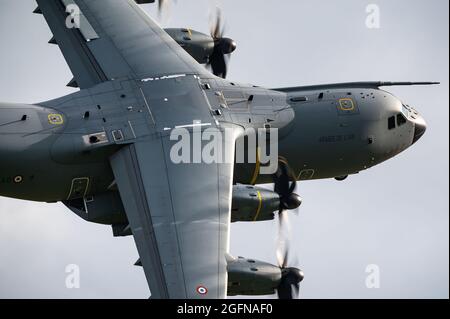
[{"left": 110, "top": 128, "right": 238, "bottom": 298}]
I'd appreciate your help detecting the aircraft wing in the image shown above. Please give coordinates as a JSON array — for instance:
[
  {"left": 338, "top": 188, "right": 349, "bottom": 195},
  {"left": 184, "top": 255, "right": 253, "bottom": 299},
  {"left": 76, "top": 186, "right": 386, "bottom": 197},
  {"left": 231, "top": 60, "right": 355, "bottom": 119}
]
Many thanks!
[
  {"left": 35, "top": 0, "right": 206, "bottom": 89},
  {"left": 109, "top": 127, "right": 239, "bottom": 298}
]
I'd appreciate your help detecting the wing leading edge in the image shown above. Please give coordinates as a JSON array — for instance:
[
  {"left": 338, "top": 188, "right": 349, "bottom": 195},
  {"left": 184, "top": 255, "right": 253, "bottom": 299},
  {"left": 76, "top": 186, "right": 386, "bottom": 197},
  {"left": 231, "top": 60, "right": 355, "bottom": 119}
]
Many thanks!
[{"left": 36, "top": 0, "right": 208, "bottom": 89}]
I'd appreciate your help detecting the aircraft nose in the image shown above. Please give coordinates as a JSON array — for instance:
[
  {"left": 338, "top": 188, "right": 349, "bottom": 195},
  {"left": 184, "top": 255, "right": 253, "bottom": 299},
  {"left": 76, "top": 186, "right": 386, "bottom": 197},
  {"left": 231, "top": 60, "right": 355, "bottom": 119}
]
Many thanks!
[{"left": 412, "top": 114, "right": 427, "bottom": 145}]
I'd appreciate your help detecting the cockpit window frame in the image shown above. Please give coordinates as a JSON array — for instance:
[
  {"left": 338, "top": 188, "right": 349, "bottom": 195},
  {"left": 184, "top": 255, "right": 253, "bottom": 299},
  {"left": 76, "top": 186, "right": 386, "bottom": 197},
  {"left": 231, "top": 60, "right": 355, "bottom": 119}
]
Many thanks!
[{"left": 402, "top": 104, "right": 410, "bottom": 117}]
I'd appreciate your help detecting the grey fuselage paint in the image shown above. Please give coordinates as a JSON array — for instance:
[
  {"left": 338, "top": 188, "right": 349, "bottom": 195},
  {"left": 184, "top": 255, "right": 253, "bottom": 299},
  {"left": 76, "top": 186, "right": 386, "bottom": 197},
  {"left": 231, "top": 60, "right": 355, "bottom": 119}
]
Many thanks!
[{"left": 0, "top": 75, "right": 425, "bottom": 205}]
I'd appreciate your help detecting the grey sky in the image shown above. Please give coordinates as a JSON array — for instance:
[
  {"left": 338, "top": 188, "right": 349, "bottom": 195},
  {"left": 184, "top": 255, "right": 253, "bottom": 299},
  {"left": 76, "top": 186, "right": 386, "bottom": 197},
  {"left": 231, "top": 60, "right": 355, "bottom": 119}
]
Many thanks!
[{"left": 0, "top": 0, "right": 448, "bottom": 299}]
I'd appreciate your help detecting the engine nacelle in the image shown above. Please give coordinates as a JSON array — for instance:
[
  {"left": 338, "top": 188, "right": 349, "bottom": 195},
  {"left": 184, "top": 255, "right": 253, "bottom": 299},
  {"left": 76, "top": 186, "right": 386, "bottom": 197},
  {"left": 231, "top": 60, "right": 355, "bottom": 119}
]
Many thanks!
[
  {"left": 231, "top": 184, "right": 281, "bottom": 222},
  {"left": 227, "top": 256, "right": 282, "bottom": 296},
  {"left": 164, "top": 28, "right": 214, "bottom": 64}
]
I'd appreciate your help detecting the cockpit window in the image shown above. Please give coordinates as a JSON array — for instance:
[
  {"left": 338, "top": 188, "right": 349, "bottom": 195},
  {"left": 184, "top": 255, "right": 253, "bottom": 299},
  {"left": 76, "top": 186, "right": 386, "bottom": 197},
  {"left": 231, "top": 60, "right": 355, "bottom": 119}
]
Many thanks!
[
  {"left": 388, "top": 116, "right": 396, "bottom": 130},
  {"left": 397, "top": 113, "right": 407, "bottom": 126}
]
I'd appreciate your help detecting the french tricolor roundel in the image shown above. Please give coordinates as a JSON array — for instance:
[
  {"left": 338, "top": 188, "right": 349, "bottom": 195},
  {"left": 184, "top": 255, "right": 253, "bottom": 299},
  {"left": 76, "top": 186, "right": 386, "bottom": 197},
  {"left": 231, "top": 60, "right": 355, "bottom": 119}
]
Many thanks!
[{"left": 196, "top": 285, "right": 208, "bottom": 295}]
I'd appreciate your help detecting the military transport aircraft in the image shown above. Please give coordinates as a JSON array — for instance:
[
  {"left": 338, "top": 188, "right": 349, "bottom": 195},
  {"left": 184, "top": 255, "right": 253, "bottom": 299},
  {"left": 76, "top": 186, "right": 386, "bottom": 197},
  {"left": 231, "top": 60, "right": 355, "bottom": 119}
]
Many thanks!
[{"left": 0, "top": 0, "right": 437, "bottom": 299}]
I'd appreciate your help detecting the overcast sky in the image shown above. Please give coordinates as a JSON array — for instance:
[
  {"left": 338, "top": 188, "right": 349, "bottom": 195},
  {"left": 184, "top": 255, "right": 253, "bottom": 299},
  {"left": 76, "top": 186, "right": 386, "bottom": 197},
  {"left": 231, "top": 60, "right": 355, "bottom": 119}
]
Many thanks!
[{"left": 0, "top": 0, "right": 448, "bottom": 299}]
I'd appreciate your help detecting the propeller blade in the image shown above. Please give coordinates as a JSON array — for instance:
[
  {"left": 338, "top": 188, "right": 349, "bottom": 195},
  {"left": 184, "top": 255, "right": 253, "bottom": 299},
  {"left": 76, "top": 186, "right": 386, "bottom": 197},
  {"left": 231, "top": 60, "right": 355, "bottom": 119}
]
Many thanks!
[
  {"left": 277, "top": 281, "right": 294, "bottom": 299},
  {"left": 276, "top": 233, "right": 289, "bottom": 269},
  {"left": 207, "top": 7, "right": 236, "bottom": 78},
  {"left": 156, "top": 0, "right": 177, "bottom": 19},
  {"left": 276, "top": 213, "right": 294, "bottom": 276},
  {"left": 274, "top": 164, "right": 289, "bottom": 197},
  {"left": 277, "top": 268, "right": 304, "bottom": 299},
  {"left": 158, "top": 0, "right": 165, "bottom": 16},
  {"left": 210, "top": 7, "right": 223, "bottom": 39},
  {"left": 273, "top": 157, "right": 300, "bottom": 211},
  {"left": 293, "top": 283, "right": 300, "bottom": 298},
  {"left": 208, "top": 48, "right": 228, "bottom": 79}
]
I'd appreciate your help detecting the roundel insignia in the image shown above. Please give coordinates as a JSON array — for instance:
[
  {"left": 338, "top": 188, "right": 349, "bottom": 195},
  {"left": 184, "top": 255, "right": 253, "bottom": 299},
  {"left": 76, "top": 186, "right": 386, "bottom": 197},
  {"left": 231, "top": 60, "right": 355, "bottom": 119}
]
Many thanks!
[
  {"left": 196, "top": 286, "right": 208, "bottom": 295},
  {"left": 14, "top": 175, "right": 23, "bottom": 184},
  {"left": 338, "top": 98, "right": 355, "bottom": 111},
  {"left": 48, "top": 113, "right": 64, "bottom": 125}
]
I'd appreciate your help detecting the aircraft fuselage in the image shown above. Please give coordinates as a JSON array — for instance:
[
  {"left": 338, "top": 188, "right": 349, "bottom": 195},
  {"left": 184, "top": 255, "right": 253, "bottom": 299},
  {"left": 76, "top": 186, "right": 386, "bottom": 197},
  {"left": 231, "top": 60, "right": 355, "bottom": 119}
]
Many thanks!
[{"left": 0, "top": 76, "right": 426, "bottom": 204}]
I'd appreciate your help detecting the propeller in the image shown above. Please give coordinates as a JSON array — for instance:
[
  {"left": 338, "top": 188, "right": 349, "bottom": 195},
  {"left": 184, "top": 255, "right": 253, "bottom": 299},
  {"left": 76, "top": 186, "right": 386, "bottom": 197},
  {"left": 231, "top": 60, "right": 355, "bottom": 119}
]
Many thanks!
[
  {"left": 156, "top": 0, "right": 177, "bottom": 17},
  {"left": 157, "top": 0, "right": 165, "bottom": 15},
  {"left": 142, "top": 0, "right": 175, "bottom": 18},
  {"left": 276, "top": 237, "right": 304, "bottom": 299},
  {"left": 273, "top": 157, "right": 302, "bottom": 222},
  {"left": 206, "top": 8, "right": 237, "bottom": 78},
  {"left": 278, "top": 269, "right": 304, "bottom": 299},
  {"left": 273, "top": 157, "right": 304, "bottom": 299}
]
